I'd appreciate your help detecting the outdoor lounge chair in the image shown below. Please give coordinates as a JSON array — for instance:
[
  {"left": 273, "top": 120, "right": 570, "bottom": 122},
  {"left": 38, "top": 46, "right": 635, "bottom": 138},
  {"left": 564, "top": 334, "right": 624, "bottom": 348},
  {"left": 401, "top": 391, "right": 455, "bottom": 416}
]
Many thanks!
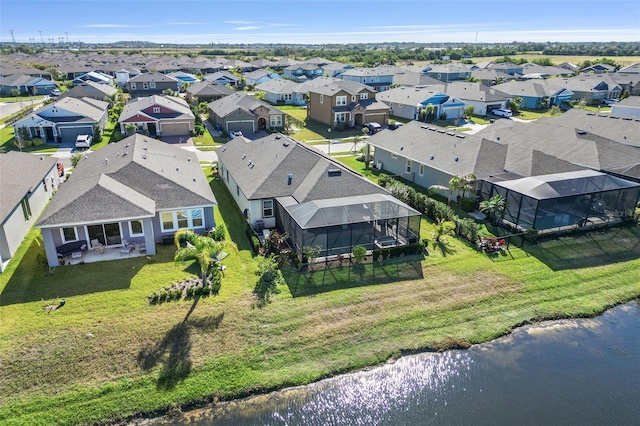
[
  {"left": 91, "top": 239, "right": 105, "bottom": 254},
  {"left": 120, "top": 239, "right": 134, "bottom": 255}
]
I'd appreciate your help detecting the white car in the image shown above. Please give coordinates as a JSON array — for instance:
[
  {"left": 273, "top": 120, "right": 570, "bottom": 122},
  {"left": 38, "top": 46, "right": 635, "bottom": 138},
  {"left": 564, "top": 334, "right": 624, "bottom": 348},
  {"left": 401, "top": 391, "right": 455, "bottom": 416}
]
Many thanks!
[
  {"left": 492, "top": 108, "right": 513, "bottom": 118},
  {"left": 75, "top": 134, "right": 93, "bottom": 149},
  {"left": 228, "top": 130, "right": 244, "bottom": 140}
]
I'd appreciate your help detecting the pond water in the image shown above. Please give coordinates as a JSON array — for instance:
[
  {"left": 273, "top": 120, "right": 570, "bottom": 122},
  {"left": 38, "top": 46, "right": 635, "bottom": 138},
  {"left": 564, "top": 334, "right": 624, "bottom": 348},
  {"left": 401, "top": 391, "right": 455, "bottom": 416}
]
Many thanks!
[{"left": 140, "top": 302, "right": 640, "bottom": 425}]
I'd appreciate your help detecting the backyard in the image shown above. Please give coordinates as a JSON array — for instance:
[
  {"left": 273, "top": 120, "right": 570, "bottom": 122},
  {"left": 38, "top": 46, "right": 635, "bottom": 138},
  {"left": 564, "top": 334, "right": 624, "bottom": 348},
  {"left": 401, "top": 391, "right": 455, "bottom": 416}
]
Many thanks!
[{"left": 1, "top": 168, "right": 639, "bottom": 425}]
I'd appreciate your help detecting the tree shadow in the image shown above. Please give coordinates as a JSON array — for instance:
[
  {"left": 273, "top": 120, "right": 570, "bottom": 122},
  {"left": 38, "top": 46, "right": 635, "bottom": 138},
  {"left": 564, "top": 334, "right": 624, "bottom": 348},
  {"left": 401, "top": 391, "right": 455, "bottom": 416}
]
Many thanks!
[
  {"left": 137, "top": 296, "right": 224, "bottom": 390},
  {"left": 432, "top": 240, "right": 456, "bottom": 257}
]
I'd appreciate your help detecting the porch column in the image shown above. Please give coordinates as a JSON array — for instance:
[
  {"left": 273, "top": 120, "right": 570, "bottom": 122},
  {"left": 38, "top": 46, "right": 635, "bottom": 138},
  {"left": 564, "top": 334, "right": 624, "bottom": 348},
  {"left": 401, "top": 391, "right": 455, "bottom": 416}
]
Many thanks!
[
  {"left": 40, "top": 228, "right": 60, "bottom": 267},
  {"left": 142, "top": 218, "right": 156, "bottom": 255}
]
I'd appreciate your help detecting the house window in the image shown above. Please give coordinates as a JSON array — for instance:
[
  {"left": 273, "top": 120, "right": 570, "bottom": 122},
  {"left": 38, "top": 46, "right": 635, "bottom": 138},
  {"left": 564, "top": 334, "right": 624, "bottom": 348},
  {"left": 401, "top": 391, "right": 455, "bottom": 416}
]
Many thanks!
[
  {"left": 129, "top": 220, "right": 144, "bottom": 237},
  {"left": 149, "top": 81, "right": 156, "bottom": 89},
  {"left": 130, "top": 82, "right": 137, "bottom": 90},
  {"left": 161, "top": 212, "right": 175, "bottom": 232},
  {"left": 20, "top": 196, "right": 31, "bottom": 221},
  {"left": 177, "top": 210, "right": 189, "bottom": 228},
  {"left": 336, "top": 95, "right": 347, "bottom": 106},
  {"left": 320, "top": 94, "right": 323, "bottom": 104},
  {"left": 191, "top": 209, "right": 204, "bottom": 228},
  {"left": 153, "top": 107, "right": 160, "bottom": 113},
  {"left": 437, "top": 74, "right": 442, "bottom": 80},
  {"left": 352, "top": 95, "right": 356, "bottom": 102},
  {"left": 237, "top": 184, "right": 240, "bottom": 196},
  {"left": 61, "top": 227, "right": 78, "bottom": 243},
  {"left": 406, "top": 159, "right": 412, "bottom": 173},
  {"left": 263, "top": 199, "right": 274, "bottom": 218},
  {"left": 391, "top": 154, "right": 398, "bottom": 159},
  {"left": 335, "top": 112, "right": 347, "bottom": 122},
  {"left": 360, "top": 93, "right": 368, "bottom": 100},
  {"left": 42, "top": 179, "right": 48, "bottom": 192},
  {"left": 143, "top": 82, "right": 149, "bottom": 90},
  {"left": 419, "top": 164, "right": 424, "bottom": 176},
  {"left": 270, "top": 115, "right": 282, "bottom": 127}
]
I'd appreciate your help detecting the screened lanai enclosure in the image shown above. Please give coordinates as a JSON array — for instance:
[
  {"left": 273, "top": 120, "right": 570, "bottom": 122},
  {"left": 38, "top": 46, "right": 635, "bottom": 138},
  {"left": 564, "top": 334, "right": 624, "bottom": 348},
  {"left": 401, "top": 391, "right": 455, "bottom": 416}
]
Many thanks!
[
  {"left": 482, "top": 170, "right": 640, "bottom": 231},
  {"left": 276, "top": 193, "right": 422, "bottom": 257}
]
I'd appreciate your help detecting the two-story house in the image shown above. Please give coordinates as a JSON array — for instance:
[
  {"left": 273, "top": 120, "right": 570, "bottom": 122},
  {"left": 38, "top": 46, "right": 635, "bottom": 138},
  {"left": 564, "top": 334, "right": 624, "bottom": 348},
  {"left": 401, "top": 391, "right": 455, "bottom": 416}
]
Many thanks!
[
  {"left": 307, "top": 80, "right": 389, "bottom": 128},
  {"left": 340, "top": 66, "right": 397, "bottom": 92},
  {"left": 425, "top": 64, "right": 472, "bottom": 83},
  {"left": 127, "top": 72, "right": 179, "bottom": 96},
  {"left": 283, "top": 63, "right": 325, "bottom": 81}
]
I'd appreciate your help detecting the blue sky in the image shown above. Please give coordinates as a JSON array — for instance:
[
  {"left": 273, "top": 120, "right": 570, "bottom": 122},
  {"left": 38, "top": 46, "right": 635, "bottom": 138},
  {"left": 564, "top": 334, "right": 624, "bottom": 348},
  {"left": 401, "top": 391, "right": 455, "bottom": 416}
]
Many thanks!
[{"left": 1, "top": 0, "right": 639, "bottom": 44}]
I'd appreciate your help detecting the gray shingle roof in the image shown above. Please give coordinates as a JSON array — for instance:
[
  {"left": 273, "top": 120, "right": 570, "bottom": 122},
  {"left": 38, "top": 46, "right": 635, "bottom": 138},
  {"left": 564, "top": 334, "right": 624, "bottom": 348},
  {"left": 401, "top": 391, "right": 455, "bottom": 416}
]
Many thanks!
[
  {"left": 308, "top": 80, "right": 375, "bottom": 96},
  {"left": 36, "top": 135, "right": 216, "bottom": 227},
  {"left": 129, "top": 72, "right": 179, "bottom": 83},
  {"left": 60, "top": 81, "right": 117, "bottom": 100},
  {"left": 217, "top": 133, "right": 387, "bottom": 203},
  {"left": 119, "top": 95, "right": 194, "bottom": 122},
  {"left": 444, "top": 81, "right": 511, "bottom": 103},
  {"left": 376, "top": 85, "right": 447, "bottom": 106},
  {"left": 186, "top": 81, "right": 235, "bottom": 97},
  {"left": 0, "top": 152, "right": 58, "bottom": 223},
  {"left": 208, "top": 93, "right": 283, "bottom": 118}
]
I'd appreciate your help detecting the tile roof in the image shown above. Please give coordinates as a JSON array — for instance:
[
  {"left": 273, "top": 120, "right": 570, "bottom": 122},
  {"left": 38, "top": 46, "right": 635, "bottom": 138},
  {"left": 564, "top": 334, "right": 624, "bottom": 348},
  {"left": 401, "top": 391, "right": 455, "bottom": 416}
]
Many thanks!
[{"left": 37, "top": 135, "right": 215, "bottom": 227}]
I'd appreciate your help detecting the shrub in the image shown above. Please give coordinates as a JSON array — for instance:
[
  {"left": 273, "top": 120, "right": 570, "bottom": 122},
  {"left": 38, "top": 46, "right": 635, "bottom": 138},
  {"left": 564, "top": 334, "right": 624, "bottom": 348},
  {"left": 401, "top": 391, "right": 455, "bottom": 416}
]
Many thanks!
[
  {"left": 31, "top": 138, "right": 45, "bottom": 146},
  {"left": 209, "top": 224, "right": 226, "bottom": 241},
  {"left": 202, "top": 285, "right": 211, "bottom": 295},
  {"left": 158, "top": 292, "right": 167, "bottom": 302},
  {"left": 352, "top": 245, "right": 367, "bottom": 263},
  {"left": 459, "top": 197, "right": 475, "bottom": 212},
  {"left": 186, "top": 287, "right": 195, "bottom": 298}
]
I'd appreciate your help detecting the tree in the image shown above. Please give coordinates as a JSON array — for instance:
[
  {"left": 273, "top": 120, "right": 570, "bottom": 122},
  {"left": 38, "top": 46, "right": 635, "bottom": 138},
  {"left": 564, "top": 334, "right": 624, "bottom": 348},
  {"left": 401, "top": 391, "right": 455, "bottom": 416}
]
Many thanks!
[
  {"left": 352, "top": 246, "right": 367, "bottom": 263},
  {"left": 432, "top": 219, "right": 456, "bottom": 243},
  {"left": 425, "top": 103, "right": 435, "bottom": 122},
  {"left": 479, "top": 194, "right": 506, "bottom": 224},
  {"left": 125, "top": 123, "right": 137, "bottom": 135},
  {"left": 464, "top": 75, "right": 480, "bottom": 83},
  {"left": 507, "top": 97, "right": 523, "bottom": 114},
  {"left": 538, "top": 96, "right": 549, "bottom": 110},
  {"left": 448, "top": 175, "right": 466, "bottom": 203},
  {"left": 10, "top": 88, "right": 20, "bottom": 99},
  {"left": 463, "top": 105, "right": 475, "bottom": 119},
  {"left": 460, "top": 173, "right": 477, "bottom": 199},
  {"left": 493, "top": 76, "right": 505, "bottom": 86},
  {"left": 70, "top": 152, "right": 83, "bottom": 167},
  {"left": 13, "top": 127, "right": 28, "bottom": 151},
  {"left": 253, "top": 255, "right": 283, "bottom": 305},
  {"left": 180, "top": 82, "right": 189, "bottom": 93},
  {"left": 93, "top": 125, "right": 102, "bottom": 145},
  {"left": 301, "top": 245, "right": 321, "bottom": 265},
  {"left": 173, "top": 229, "right": 222, "bottom": 284}
]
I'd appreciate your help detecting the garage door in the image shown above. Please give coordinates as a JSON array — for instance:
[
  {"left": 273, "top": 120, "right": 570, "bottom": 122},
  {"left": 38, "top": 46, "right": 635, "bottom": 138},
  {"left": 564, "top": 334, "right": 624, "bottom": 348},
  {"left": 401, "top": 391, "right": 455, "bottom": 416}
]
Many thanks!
[
  {"left": 161, "top": 122, "right": 191, "bottom": 136},
  {"left": 59, "top": 126, "right": 94, "bottom": 142},
  {"left": 226, "top": 121, "right": 254, "bottom": 134}
]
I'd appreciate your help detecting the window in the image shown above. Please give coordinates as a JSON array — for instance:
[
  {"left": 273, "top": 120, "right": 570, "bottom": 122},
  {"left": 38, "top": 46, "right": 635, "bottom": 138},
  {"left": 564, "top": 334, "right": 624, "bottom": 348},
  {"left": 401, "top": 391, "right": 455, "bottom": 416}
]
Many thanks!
[
  {"left": 263, "top": 199, "right": 274, "bottom": 218},
  {"left": 153, "top": 107, "right": 160, "bottom": 113},
  {"left": 360, "top": 92, "right": 368, "bottom": 100},
  {"left": 270, "top": 115, "right": 282, "bottom": 127},
  {"left": 161, "top": 212, "right": 175, "bottom": 232},
  {"left": 20, "top": 196, "right": 31, "bottom": 221},
  {"left": 419, "top": 164, "right": 425, "bottom": 176},
  {"left": 406, "top": 159, "right": 412, "bottom": 173},
  {"left": 320, "top": 94, "right": 323, "bottom": 104},
  {"left": 191, "top": 209, "right": 203, "bottom": 228},
  {"left": 351, "top": 95, "right": 356, "bottom": 102},
  {"left": 61, "top": 227, "right": 78, "bottom": 243},
  {"left": 237, "top": 184, "right": 240, "bottom": 196},
  {"left": 129, "top": 220, "right": 144, "bottom": 237},
  {"left": 335, "top": 112, "right": 347, "bottom": 122},
  {"left": 437, "top": 74, "right": 442, "bottom": 80},
  {"left": 143, "top": 82, "right": 149, "bottom": 90},
  {"left": 149, "top": 81, "right": 156, "bottom": 88},
  {"left": 42, "top": 179, "right": 48, "bottom": 192},
  {"left": 391, "top": 154, "right": 398, "bottom": 159},
  {"left": 336, "top": 95, "right": 347, "bottom": 106},
  {"left": 130, "top": 82, "right": 137, "bottom": 90},
  {"left": 177, "top": 210, "right": 188, "bottom": 228}
]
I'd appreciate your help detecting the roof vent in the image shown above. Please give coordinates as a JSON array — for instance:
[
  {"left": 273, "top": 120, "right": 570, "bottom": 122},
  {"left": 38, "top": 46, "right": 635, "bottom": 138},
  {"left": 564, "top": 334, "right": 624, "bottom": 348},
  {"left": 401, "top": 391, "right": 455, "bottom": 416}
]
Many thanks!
[
  {"left": 143, "top": 146, "right": 147, "bottom": 150},
  {"left": 193, "top": 177, "right": 197, "bottom": 182},
  {"left": 122, "top": 151, "right": 128, "bottom": 157},
  {"left": 142, "top": 154, "right": 147, "bottom": 159},
  {"left": 421, "top": 125, "right": 429, "bottom": 129},
  {"left": 609, "top": 116, "right": 619, "bottom": 119},
  {"left": 187, "top": 158, "right": 191, "bottom": 162},
  {"left": 400, "top": 145, "right": 404, "bottom": 150},
  {"left": 275, "top": 135, "right": 281, "bottom": 140},
  {"left": 576, "top": 129, "right": 587, "bottom": 135},
  {"left": 454, "top": 156, "right": 459, "bottom": 162},
  {"left": 430, "top": 154, "right": 434, "bottom": 160},
  {"left": 328, "top": 169, "right": 342, "bottom": 177},
  {"left": 586, "top": 112, "right": 595, "bottom": 116},
  {"left": 222, "top": 146, "right": 226, "bottom": 151},
  {"left": 176, "top": 167, "right": 180, "bottom": 171},
  {"left": 103, "top": 158, "right": 108, "bottom": 165},
  {"left": 437, "top": 129, "right": 445, "bottom": 133},
  {"left": 283, "top": 141, "right": 290, "bottom": 147},
  {"left": 428, "top": 127, "right": 436, "bottom": 131},
  {"left": 242, "top": 154, "right": 246, "bottom": 159},
  {"left": 456, "top": 134, "right": 465, "bottom": 138},
  {"left": 125, "top": 143, "right": 130, "bottom": 148}
]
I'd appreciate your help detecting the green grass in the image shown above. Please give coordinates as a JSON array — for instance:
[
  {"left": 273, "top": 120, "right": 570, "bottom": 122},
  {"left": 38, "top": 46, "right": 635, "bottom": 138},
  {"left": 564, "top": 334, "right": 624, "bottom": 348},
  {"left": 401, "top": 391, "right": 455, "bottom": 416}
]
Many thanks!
[
  {"left": 470, "top": 116, "right": 492, "bottom": 125},
  {"left": 0, "top": 95, "right": 46, "bottom": 103},
  {"left": 1, "top": 173, "right": 639, "bottom": 425}
]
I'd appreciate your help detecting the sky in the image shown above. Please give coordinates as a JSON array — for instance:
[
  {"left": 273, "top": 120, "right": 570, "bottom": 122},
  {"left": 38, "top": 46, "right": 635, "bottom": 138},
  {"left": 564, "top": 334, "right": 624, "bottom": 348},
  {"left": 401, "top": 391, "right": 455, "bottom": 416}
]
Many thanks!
[{"left": 1, "top": 0, "right": 639, "bottom": 45}]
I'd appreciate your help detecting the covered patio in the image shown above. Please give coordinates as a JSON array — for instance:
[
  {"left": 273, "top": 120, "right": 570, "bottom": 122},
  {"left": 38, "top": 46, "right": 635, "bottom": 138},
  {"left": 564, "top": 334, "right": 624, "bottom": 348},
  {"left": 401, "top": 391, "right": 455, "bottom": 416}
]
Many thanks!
[
  {"left": 60, "top": 241, "right": 149, "bottom": 265},
  {"left": 276, "top": 193, "right": 422, "bottom": 257}
]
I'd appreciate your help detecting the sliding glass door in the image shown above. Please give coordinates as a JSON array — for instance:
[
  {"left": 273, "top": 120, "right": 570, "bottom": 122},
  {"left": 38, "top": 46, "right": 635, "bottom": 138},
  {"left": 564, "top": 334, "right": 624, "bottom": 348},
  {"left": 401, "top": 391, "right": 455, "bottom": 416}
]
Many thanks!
[{"left": 87, "top": 223, "right": 122, "bottom": 247}]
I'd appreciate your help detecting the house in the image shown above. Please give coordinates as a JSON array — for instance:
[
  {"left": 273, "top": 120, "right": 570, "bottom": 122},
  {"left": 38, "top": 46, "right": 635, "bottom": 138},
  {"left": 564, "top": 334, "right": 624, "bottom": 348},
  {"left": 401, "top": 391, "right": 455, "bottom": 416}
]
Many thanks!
[
  {"left": 12, "top": 97, "right": 109, "bottom": 142},
  {"left": 115, "top": 68, "right": 141, "bottom": 87},
  {"left": 340, "top": 66, "right": 397, "bottom": 92},
  {"left": 492, "top": 79, "right": 574, "bottom": 109},
  {"left": 545, "top": 75, "right": 622, "bottom": 104},
  {"left": 185, "top": 81, "right": 235, "bottom": 105},
  {"left": 242, "top": 69, "right": 281, "bottom": 86},
  {"left": 0, "top": 152, "right": 61, "bottom": 272},
  {"left": 306, "top": 80, "right": 389, "bottom": 128},
  {"left": 581, "top": 63, "right": 616, "bottom": 74},
  {"left": 283, "top": 63, "right": 325, "bottom": 81},
  {"left": 376, "top": 85, "right": 467, "bottom": 121},
  {"left": 119, "top": 95, "right": 195, "bottom": 138},
  {"left": 425, "top": 64, "right": 472, "bottom": 82},
  {"left": 36, "top": 134, "right": 217, "bottom": 268},
  {"left": 127, "top": 72, "right": 179, "bottom": 96},
  {"left": 271, "top": 57, "right": 302, "bottom": 70},
  {"left": 323, "top": 62, "right": 354, "bottom": 77},
  {"left": 250, "top": 58, "right": 277, "bottom": 69},
  {"left": 217, "top": 133, "right": 421, "bottom": 256},
  {"left": 469, "top": 69, "right": 515, "bottom": 87},
  {"left": 0, "top": 75, "right": 57, "bottom": 96},
  {"left": 202, "top": 71, "right": 239, "bottom": 87},
  {"left": 611, "top": 96, "right": 640, "bottom": 118},
  {"left": 256, "top": 79, "right": 306, "bottom": 106},
  {"left": 392, "top": 69, "right": 448, "bottom": 87},
  {"left": 520, "top": 63, "right": 575, "bottom": 79},
  {"left": 72, "top": 71, "right": 114, "bottom": 86},
  {"left": 59, "top": 81, "right": 118, "bottom": 102},
  {"left": 483, "top": 62, "right": 524, "bottom": 76},
  {"left": 443, "top": 82, "right": 511, "bottom": 116},
  {"left": 618, "top": 63, "right": 640, "bottom": 75},
  {"left": 208, "top": 93, "right": 286, "bottom": 134}
]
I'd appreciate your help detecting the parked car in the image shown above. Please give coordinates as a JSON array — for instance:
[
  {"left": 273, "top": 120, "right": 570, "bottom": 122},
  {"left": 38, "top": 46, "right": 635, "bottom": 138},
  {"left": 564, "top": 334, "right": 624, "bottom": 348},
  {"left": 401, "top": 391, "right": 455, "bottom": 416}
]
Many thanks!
[
  {"left": 601, "top": 99, "right": 618, "bottom": 106},
  {"left": 50, "top": 89, "right": 61, "bottom": 97},
  {"left": 387, "top": 122, "right": 403, "bottom": 130},
  {"left": 363, "top": 122, "right": 382, "bottom": 134},
  {"left": 75, "top": 134, "right": 93, "bottom": 149},
  {"left": 228, "top": 130, "right": 244, "bottom": 140},
  {"left": 492, "top": 108, "right": 513, "bottom": 118}
]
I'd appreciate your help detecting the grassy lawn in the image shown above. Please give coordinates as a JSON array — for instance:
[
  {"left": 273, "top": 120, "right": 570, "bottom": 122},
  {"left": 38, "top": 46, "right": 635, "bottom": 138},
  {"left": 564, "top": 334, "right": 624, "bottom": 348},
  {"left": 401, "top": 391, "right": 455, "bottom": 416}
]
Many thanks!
[
  {"left": 0, "top": 95, "right": 46, "bottom": 103},
  {"left": 0, "top": 126, "right": 58, "bottom": 154},
  {"left": 1, "top": 172, "right": 639, "bottom": 425},
  {"left": 470, "top": 115, "right": 492, "bottom": 125}
]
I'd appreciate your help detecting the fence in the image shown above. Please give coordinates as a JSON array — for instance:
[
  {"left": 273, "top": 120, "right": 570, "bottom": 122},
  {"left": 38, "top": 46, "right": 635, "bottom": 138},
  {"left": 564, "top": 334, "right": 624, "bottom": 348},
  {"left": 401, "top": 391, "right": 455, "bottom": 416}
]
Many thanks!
[{"left": 4, "top": 106, "right": 35, "bottom": 126}]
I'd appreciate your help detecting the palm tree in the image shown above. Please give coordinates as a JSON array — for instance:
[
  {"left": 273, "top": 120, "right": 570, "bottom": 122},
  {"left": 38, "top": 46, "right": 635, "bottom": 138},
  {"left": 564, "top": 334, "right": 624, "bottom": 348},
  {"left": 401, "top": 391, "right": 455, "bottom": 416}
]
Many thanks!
[
  {"left": 425, "top": 103, "right": 435, "bottom": 122},
  {"left": 460, "top": 173, "right": 477, "bottom": 199},
  {"left": 448, "top": 175, "right": 466, "bottom": 203},
  {"left": 432, "top": 219, "right": 456, "bottom": 243},
  {"left": 493, "top": 76, "right": 505, "bottom": 86},
  {"left": 174, "top": 229, "right": 222, "bottom": 284},
  {"left": 479, "top": 194, "right": 506, "bottom": 224}
]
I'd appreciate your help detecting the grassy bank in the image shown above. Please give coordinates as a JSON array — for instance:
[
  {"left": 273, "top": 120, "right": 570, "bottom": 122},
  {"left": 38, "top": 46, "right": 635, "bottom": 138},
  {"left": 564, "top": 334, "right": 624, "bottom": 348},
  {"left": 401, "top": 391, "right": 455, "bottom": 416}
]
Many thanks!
[{"left": 0, "top": 175, "right": 639, "bottom": 425}]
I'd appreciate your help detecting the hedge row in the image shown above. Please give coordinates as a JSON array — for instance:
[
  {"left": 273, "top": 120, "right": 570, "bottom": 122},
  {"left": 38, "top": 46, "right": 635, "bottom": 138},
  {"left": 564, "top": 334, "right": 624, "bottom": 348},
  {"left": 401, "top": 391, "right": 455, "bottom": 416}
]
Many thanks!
[{"left": 378, "top": 174, "right": 480, "bottom": 243}]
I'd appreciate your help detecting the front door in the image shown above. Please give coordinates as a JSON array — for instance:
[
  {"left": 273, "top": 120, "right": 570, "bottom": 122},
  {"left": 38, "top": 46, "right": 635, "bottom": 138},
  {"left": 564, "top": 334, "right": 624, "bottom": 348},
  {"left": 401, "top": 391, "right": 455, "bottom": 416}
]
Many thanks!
[
  {"left": 87, "top": 223, "right": 122, "bottom": 247},
  {"left": 258, "top": 117, "right": 266, "bottom": 130},
  {"left": 147, "top": 123, "right": 157, "bottom": 136},
  {"left": 44, "top": 127, "right": 54, "bottom": 142}
]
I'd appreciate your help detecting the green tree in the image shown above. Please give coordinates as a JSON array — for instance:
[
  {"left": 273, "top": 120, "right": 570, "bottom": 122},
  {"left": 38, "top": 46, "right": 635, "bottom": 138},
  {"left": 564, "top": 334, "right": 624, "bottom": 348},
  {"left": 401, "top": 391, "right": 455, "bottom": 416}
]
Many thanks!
[
  {"left": 70, "top": 152, "right": 83, "bottom": 167},
  {"left": 352, "top": 245, "right": 367, "bottom": 263},
  {"left": 432, "top": 219, "right": 456, "bottom": 243},
  {"left": 493, "top": 75, "right": 505, "bottom": 86},
  {"left": 507, "top": 97, "right": 523, "bottom": 114},
  {"left": 463, "top": 105, "right": 475, "bottom": 119},
  {"left": 125, "top": 123, "right": 136, "bottom": 135},
  {"left": 93, "top": 125, "right": 102, "bottom": 145},
  {"left": 425, "top": 103, "right": 435, "bottom": 122},
  {"left": 460, "top": 173, "right": 477, "bottom": 199},
  {"left": 253, "top": 255, "right": 283, "bottom": 305},
  {"left": 173, "top": 229, "right": 222, "bottom": 284},
  {"left": 10, "top": 88, "right": 20, "bottom": 99},
  {"left": 479, "top": 194, "right": 506, "bottom": 224},
  {"left": 464, "top": 75, "right": 480, "bottom": 83},
  {"left": 13, "top": 127, "right": 29, "bottom": 151}
]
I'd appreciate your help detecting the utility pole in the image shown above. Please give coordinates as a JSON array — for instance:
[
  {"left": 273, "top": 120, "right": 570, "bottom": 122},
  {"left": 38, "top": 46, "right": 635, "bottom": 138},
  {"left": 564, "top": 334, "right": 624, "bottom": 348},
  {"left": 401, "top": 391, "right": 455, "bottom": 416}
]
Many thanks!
[
  {"left": 65, "top": 32, "right": 69, "bottom": 44},
  {"left": 10, "top": 30, "right": 16, "bottom": 43},
  {"left": 39, "top": 30, "right": 44, "bottom": 44}
]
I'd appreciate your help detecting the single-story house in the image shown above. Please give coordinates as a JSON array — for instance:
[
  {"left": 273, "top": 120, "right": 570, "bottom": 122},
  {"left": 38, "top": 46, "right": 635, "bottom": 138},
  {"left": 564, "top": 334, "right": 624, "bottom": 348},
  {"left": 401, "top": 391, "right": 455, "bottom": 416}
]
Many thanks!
[
  {"left": 0, "top": 74, "right": 57, "bottom": 96},
  {"left": 243, "top": 69, "right": 281, "bottom": 86},
  {"left": 443, "top": 81, "right": 511, "bottom": 116},
  {"left": 185, "top": 81, "right": 235, "bottom": 105},
  {"left": 255, "top": 79, "right": 306, "bottom": 106},
  {"left": 72, "top": 71, "right": 114, "bottom": 86},
  {"left": 167, "top": 71, "right": 200, "bottom": 87},
  {"left": 217, "top": 133, "right": 421, "bottom": 256},
  {"left": 208, "top": 93, "right": 286, "bottom": 134},
  {"left": 119, "top": 94, "right": 195, "bottom": 138},
  {"left": 0, "top": 152, "right": 60, "bottom": 272},
  {"left": 581, "top": 63, "right": 616, "bottom": 74},
  {"left": 493, "top": 80, "right": 574, "bottom": 109},
  {"left": 37, "top": 134, "right": 217, "bottom": 267},
  {"left": 12, "top": 97, "right": 109, "bottom": 142},
  {"left": 610, "top": 96, "right": 640, "bottom": 118},
  {"left": 203, "top": 71, "right": 239, "bottom": 87},
  {"left": 59, "top": 81, "right": 118, "bottom": 102}
]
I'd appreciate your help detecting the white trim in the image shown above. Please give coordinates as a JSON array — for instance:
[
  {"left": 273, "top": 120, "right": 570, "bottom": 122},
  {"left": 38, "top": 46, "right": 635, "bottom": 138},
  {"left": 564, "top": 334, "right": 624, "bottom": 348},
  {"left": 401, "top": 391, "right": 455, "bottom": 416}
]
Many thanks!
[
  {"left": 83, "top": 222, "right": 124, "bottom": 248},
  {"left": 160, "top": 208, "right": 206, "bottom": 232},
  {"left": 128, "top": 219, "right": 144, "bottom": 237},
  {"left": 60, "top": 226, "right": 78, "bottom": 243},
  {"left": 225, "top": 120, "right": 255, "bottom": 133}
]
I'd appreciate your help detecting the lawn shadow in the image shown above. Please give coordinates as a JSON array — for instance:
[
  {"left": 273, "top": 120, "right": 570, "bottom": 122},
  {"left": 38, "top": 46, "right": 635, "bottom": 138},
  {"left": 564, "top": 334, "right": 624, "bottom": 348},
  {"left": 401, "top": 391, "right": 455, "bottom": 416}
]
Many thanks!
[
  {"left": 432, "top": 241, "right": 456, "bottom": 257},
  {"left": 0, "top": 236, "right": 144, "bottom": 306},
  {"left": 522, "top": 225, "right": 640, "bottom": 271},
  {"left": 283, "top": 255, "right": 424, "bottom": 297},
  {"left": 210, "top": 178, "right": 252, "bottom": 252},
  {"left": 137, "top": 296, "right": 224, "bottom": 390}
]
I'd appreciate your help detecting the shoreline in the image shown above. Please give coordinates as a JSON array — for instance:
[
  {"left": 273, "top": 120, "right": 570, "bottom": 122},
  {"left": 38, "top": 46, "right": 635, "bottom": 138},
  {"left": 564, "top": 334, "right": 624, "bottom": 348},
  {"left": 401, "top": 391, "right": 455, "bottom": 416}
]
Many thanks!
[{"left": 120, "top": 297, "right": 640, "bottom": 426}]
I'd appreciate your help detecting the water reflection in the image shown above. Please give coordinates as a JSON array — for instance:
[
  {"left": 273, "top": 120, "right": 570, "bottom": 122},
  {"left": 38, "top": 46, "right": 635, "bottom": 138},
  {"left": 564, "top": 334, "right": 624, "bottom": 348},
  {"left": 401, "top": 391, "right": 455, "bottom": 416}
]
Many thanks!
[{"left": 142, "top": 303, "right": 640, "bottom": 426}]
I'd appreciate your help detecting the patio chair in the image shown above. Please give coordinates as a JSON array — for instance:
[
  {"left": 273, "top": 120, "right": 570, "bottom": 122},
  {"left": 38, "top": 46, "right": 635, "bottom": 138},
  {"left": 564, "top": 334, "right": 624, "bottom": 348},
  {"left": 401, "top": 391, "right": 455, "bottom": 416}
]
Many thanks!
[
  {"left": 91, "top": 239, "right": 105, "bottom": 254},
  {"left": 120, "top": 239, "right": 134, "bottom": 256}
]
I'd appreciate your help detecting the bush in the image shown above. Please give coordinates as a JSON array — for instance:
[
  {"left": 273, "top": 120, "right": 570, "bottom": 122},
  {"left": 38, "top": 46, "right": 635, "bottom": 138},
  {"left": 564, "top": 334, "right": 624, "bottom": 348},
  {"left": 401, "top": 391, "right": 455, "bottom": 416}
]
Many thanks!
[
  {"left": 31, "top": 138, "right": 45, "bottom": 146},
  {"left": 352, "top": 245, "right": 367, "bottom": 263},
  {"left": 209, "top": 224, "right": 226, "bottom": 241},
  {"left": 459, "top": 197, "right": 475, "bottom": 212}
]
